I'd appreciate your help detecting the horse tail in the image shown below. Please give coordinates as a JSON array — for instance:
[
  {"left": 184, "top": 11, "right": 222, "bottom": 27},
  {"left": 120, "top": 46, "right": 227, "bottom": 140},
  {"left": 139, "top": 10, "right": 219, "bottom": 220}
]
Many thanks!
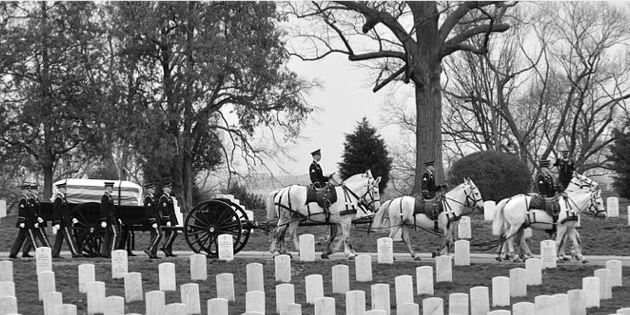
[
  {"left": 372, "top": 199, "right": 393, "bottom": 229},
  {"left": 266, "top": 190, "right": 279, "bottom": 220},
  {"left": 492, "top": 198, "right": 509, "bottom": 236}
]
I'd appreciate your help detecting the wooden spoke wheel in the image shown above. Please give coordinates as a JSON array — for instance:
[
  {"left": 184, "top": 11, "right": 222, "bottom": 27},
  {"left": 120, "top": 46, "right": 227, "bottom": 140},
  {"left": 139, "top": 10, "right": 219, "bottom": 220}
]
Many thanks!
[
  {"left": 184, "top": 200, "right": 243, "bottom": 258},
  {"left": 216, "top": 198, "right": 250, "bottom": 255},
  {"left": 69, "top": 202, "right": 104, "bottom": 257}
]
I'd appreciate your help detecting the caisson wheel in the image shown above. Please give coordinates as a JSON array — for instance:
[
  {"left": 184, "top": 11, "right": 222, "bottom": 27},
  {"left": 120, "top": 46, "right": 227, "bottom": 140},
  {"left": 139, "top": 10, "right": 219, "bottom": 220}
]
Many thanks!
[
  {"left": 216, "top": 198, "right": 251, "bottom": 255},
  {"left": 69, "top": 202, "right": 104, "bottom": 257},
  {"left": 184, "top": 200, "right": 243, "bottom": 258}
]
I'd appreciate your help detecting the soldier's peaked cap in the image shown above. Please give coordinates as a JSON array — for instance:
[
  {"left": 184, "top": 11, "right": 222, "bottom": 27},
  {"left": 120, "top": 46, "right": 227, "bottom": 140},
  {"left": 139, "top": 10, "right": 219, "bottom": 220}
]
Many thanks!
[
  {"left": 311, "top": 149, "right": 321, "bottom": 156},
  {"left": 30, "top": 183, "right": 39, "bottom": 189},
  {"left": 424, "top": 161, "right": 435, "bottom": 166},
  {"left": 19, "top": 182, "right": 31, "bottom": 190},
  {"left": 162, "top": 182, "right": 172, "bottom": 188},
  {"left": 539, "top": 159, "right": 550, "bottom": 166},
  {"left": 104, "top": 181, "right": 115, "bottom": 187},
  {"left": 55, "top": 181, "right": 67, "bottom": 189},
  {"left": 143, "top": 182, "right": 154, "bottom": 189}
]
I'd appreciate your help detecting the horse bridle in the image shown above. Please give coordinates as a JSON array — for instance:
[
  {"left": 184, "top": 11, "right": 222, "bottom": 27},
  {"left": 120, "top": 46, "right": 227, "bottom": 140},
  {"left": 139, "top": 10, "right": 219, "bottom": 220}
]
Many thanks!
[
  {"left": 584, "top": 187, "right": 606, "bottom": 216},
  {"left": 341, "top": 177, "right": 380, "bottom": 214},
  {"left": 462, "top": 182, "right": 483, "bottom": 211}
]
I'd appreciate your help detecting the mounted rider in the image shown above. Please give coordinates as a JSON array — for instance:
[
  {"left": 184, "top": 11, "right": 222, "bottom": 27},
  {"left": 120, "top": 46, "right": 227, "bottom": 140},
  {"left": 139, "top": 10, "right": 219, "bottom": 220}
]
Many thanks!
[
  {"left": 554, "top": 149, "right": 575, "bottom": 192},
  {"left": 307, "top": 149, "right": 337, "bottom": 216},
  {"left": 421, "top": 161, "right": 446, "bottom": 200},
  {"left": 536, "top": 159, "right": 557, "bottom": 197},
  {"left": 309, "top": 149, "right": 334, "bottom": 188}
]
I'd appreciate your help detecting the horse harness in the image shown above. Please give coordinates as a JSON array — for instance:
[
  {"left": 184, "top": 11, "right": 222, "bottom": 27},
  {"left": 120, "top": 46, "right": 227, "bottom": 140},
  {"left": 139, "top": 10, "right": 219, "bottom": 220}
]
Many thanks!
[
  {"left": 409, "top": 194, "right": 460, "bottom": 232},
  {"left": 523, "top": 193, "right": 578, "bottom": 235}
]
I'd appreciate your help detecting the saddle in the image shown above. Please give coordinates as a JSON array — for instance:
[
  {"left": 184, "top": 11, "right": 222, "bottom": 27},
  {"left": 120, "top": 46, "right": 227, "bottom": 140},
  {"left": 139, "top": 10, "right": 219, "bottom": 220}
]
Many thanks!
[
  {"left": 414, "top": 196, "right": 445, "bottom": 231},
  {"left": 529, "top": 194, "right": 561, "bottom": 217},
  {"left": 305, "top": 183, "right": 338, "bottom": 209}
]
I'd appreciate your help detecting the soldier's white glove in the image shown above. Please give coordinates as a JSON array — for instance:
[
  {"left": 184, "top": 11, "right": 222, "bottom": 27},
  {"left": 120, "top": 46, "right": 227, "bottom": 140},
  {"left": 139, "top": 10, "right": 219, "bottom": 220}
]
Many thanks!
[
  {"left": 19, "top": 223, "right": 25, "bottom": 228},
  {"left": 118, "top": 219, "right": 122, "bottom": 225},
  {"left": 72, "top": 218, "right": 78, "bottom": 224},
  {"left": 166, "top": 221, "right": 171, "bottom": 227},
  {"left": 34, "top": 223, "right": 39, "bottom": 228},
  {"left": 101, "top": 222, "right": 107, "bottom": 228},
  {"left": 54, "top": 224, "right": 60, "bottom": 230},
  {"left": 37, "top": 217, "right": 44, "bottom": 223},
  {"left": 152, "top": 223, "right": 158, "bottom": 229}
]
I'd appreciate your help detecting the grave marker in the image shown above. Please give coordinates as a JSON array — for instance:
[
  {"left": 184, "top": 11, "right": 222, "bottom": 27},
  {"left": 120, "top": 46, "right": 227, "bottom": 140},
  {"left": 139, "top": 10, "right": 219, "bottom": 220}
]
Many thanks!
[
  {"left": 180, "top": 283, "right": 201, "bottom": 315},
  {"left": 124, "top": 272, "right": 143, "bottom": 302},
  {"left": 606, "top": 260, "right": 622, "bottom": 287},
  {"left": 0, "top": 200, "right": 6, "bottom": 218},
  {"left": 509, "top": 268, "right": 527, "bottom": 297},
  {"left": 245, "top": 291, "right": 265, "bottom": 314},
  {"left": 454, "top": 240, "right": 470, "bottom": 266},
  {"left": 145, "top": 291, "right": 166, "bottom": 315},
  {"left": 355, "top": 254, "right": 373, "bottom": 282},
  {"left": 423, "top": 297, "right": 444, "bottom": 315},
  {"left": 86, "top": 281, "right": 105, "bottom": 315},
  {"left": 540, "top": 240, "right": 557, "bottom": 269},
  {"left": 332, "top": 265, "right": 350, "bottom": 294},
  {"left": 617, "top": 308, "right": 630, "bottom": 315},
  {"left": 163, "top": 303, "right": 187, "bottom": 315},
  {"left": 78, "top": 264, "right": 95, "bottom": 294},
  {"left": 189, "top": 254, "right": 207, "bottom": 281},
  {"left": 395, "top": 275, "right": 414, "bottom": 306},
  {"left": 0, "top": 282, "right": 14, "bottom": 297},
  {"left": 218, "top": 234, "right": 234, "bottom": 261},
  {"left": 492, "top": 276, "right": 510, "bottom": 307},
  {"left": 274, "top": 255, "right": 291, "bottom": 283},
  {"left": 43, "top": 291, "right": 62, "bottom": 315},
  {"left": 416, "top": 266, "right": 434, "bottom": 295},
  {"left": 207, "top": 298, "right": 228, "bottom": 315},
  {"left": 276, "top": 284, "right": 295, "bottom": 314},
  {"left": 36, "top": 247, "right": 53, "bottom": 274},
  {"left": 607, "top": 197, "right": 619, "bottom": 217},
  {"left": 435, "top": 256, "right": 452, "bottom": 283},
  {"left": 567, "top": 289, "right": 586, "bottom": 315},
  {"left": 280, "top": 303, "right": 302, "bottom": 315},
  {"left": 345, "top": 290, "right": 366, "bottom": 315},
  {"left": 111, "top": 250, "right": 128, "bottom": 279},
  {"left": 159, "top": 262, "right": 177, "bottom": 291},
  {"left": 525, "top": 258, "right": 542, "bottom": 286},
  {"left": 487, "top": 311, "right": 510, "bottom": 315},
  {"left": 377, "top": 237, "right": 394, "bottom": 264},
  {"left": 594, "top": 269, "right": 612, "bottom": 300},
  {"left": 448, "top": 293, "right": 468, "bottom": 315},
  {"left": 216, "top": 273, "right": 235, "bottom": 302},
  {"left": 534, "top": 295, "right": 555, "bottom": 315},
  {"left": 372, "top": 283, "right": 391, "bottom": 315},
  {"left": 299, "top": 234, "right": 316, "bottom": 262},
  {"left": 247, "top": 263, "right": 265, "bottom": 292},
  {"left": 398, "top": 303, "right": 420, "bottom": 315},
  {"left": 305, "top": 274, "right": 324, "bottom": 304},
  {"left": 470, "top": 286, "right": 489, "bottom": 315},
  {"left": 554, "top": 293, "right": 569, "bottom": 315},
  {"left": 0, "top": 296, "right": 17, "bottom": 315},
  {"left": 364, "top": 311, "right": 386, "bottom": 315},
  {"left": 38, "top": 271, "right": 56, "bottom": 301},
  {"left": 0, "top": 262, "right": 13, "bottom": 283},
  {"left": 512, "top": 302, "right": 534, "bottom": 315},
  {"left": 484, "top": 201, "right": 496, "bottom": 221},
  {"left": 103, "top": 295, "right": 124, "bottom": 315},
  {"left": 582, "top": 277, "right": 600, "bottom": 308},
  {"left": 314, "top": 297, "right": 336, "bottom": 315},
  {"left": 53, "top": 304, "right": 77, "bottom": 315},
  {"left": 457, "top": 216, "right": 472, "bottom": 239}
]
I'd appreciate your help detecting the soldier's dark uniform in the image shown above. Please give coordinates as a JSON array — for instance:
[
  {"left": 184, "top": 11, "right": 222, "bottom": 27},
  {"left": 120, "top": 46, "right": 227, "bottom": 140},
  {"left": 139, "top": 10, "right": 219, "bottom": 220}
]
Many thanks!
[
  {"left": 309, "top": 149, "right": 329, "bottom": 188},
  {"left": 537, "top": 160, "right": 556, "bottom": 197},
  {"left": 22, "top": 184, "right": 50, "bottom": 256},
  {"left": 143, "top": 183, "right": 162, "bottom": 259},
  {"left": 100, "top": 182, "right": 120, "bottom": 258},
  {"left": 554, "top": 151, "right": 575, "bottom": 191},
  {"left": 421, "top": 161, "right": 444, "bottom": 199},
  {"left": 9, "top": 184, "right": 39, "bottom": 258},
  {"left": 51, "top": 182, "right": 81, "bottom": 258},
  {"left": 159, "top": 183, "right": 178, "bottom": 257}
]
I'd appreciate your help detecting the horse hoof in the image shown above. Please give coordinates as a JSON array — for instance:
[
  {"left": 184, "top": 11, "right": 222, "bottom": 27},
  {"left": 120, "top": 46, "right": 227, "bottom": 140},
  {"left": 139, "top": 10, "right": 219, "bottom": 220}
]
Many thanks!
[
  {"left": 495, "top": 257, "right": 503, "bottom": 262},
  {"left": 582, "top": 259, "right": 589, "bottom": 264},
  {"left": 321, "top": 253, "right": 329, "bottom": 259},
  {"left": 431, "top": 251, "right": 438, "bottom": 258},
  {"left": 562, "top": 257, "right": 570, "bottom": 262},
  {"left": 513, "top": 258, "right": 522, "bottom": 263},
  {"left": 413, "top": 255, "right": 422, "bottom": 261},
  {"left": 347, "top": 255, "right": 356, "bottom": 261}
]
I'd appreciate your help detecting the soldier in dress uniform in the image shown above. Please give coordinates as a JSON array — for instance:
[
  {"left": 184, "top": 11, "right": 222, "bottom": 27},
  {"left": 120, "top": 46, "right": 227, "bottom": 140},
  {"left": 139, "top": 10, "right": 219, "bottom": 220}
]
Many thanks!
[
  {"left": 100, "top": 181, "right": 120, "bottom": 258},
  {"left": 143, "top": 183, "right": 162, "bottom": 259},
  {"left": 536, "top": 160, "right": 556, "bottom": 197},
  {"left": 9, "top": 183, "right": 39, "bottom": 259},
  {"left": 554, "top": 149, "right": 575, "bottom": 191},
  {"left": 51, "top": 181, "right": 82, "bottom": 258},
  {"left": 22, "top": 183, "right": 51, "bottom": 256},
  {"left": 159, "top": 182, "right": 178, "bottom": 257},
  {"left": 421, "top": 161, "right": 446, "bottom": 199},
  {"left": 309, "top": 149, "right": 333, "bottom": 188}
]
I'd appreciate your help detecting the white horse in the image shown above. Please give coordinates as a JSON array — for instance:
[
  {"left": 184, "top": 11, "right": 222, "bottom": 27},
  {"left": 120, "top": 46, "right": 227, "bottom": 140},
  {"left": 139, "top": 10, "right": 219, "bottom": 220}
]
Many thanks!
[
  {"left": 371, "top": 178, "right": 484, "bottom": 259},
  {"left": 492, "top": 175, "right": 606, "bottom": 262},
  {"left": 266, "top": 170, "right": 381, "bottom": 259}
]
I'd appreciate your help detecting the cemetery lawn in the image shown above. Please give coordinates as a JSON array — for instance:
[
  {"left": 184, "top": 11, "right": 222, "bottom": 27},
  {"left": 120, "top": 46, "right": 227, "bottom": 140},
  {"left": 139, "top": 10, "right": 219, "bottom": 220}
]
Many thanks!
[{"left": 7, "top": 256, "right": 630, "bottom": 314}]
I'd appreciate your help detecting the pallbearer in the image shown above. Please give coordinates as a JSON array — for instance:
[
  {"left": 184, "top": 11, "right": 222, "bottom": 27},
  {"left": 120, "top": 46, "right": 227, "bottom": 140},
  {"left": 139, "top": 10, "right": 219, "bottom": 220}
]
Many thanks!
[
  {"left": 51, "top": 181, "right": 82, "bottom": 258},
  {"left": 9, "top": 183, "right": 39, "bottom": 258},
  {"left": 100, "top": 181, "right": 120, "bottom": 258},
  {"left": 143, "top": 183, "right": 162, "bottom": 259},
  {"left": 159, "top": 182, "right": 178, "bottom": 257},
  {"left": 22, "top": 183, "right": 50, "bottom": 256}
]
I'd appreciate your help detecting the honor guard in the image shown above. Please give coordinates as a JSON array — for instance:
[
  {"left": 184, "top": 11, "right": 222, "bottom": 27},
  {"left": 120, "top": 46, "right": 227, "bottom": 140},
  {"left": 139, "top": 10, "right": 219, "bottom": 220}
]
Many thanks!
[
  {"left": 421, "top": 161, "right": 446, "bottom": 199},
  {"left": 143, "top": 183, "right": 162, "bottom": 259},
  {"left": 22, "top": 183, "right": 51, "bottom": 257},
  {"left": 554, "top": 149, "right": 575, "bottom": 191},
  {"left": 100, "top": 181, "right": 120, "bottom": 258},
  {"left": 309, "top": 149, "right": 333, "bottom": 188},
  {"left": 51, "top": 181, "right": 82, "bottom": 258},
  {"left": 536, "top": 160, "right": 556, "bottom": 197},
  {"left": 9, "top": 183, "right": 39, "bottom": 258},
  {"left": 159, "top": 182, "right": 178, "bottom": 257}
]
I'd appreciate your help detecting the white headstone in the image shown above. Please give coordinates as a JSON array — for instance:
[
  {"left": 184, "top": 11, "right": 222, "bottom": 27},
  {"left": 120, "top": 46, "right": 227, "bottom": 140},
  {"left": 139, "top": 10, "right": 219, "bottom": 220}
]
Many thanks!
[
  {"left": 492, "top": 276, "right": 510, "bottom": 307},
  {"left": 38, "top": 271, "right": 56, "bottom": 301},
  {"left": 145, "top": 290, "right": 166, "bottom": 315},
  {"left": 280, "top": 303, "right": 302, "bottom": 315},
  {"left": 364, "top": 311, "right": 387, "bottom": 315},
  {"left": 423, "top": 297, "right": 444, "bottom": 315},
  {"left": 274, "top": 255, "right": 292, "bottom": 283},
  {"left": 567, "top": 289, "right": 586, "bottom": 315},
  {"left": 180, "top": 283, "right": 201, "bottom": 315},
  {"left": 43, "top": 291, "right": 62, "bottom": 315},
  {"left": 607, "top": 197, "right": 619, "bottom": 217},
  {"left": 416, "top": 266, "right": 434, "bottom": 295},
  {"left": 617, "top": 308, "right": 630, "bottom": 315},
  {"left": 534, "top": 295, "right": 555, "bottom": 315},
  {"left": 103, "top": 295, "right": 124, "bottom": 315},
  {"left": 554, "top": 293, "right": 569, "bottom": 315},
  {"left": 540, "top": 240, "right": 557, "bottom": 269},
  {"left": 355, "top": 254, "right": 373, "bottom": 282},
  {"left": 457, "top": 216, "right": 472, "bottom": 239},
  {"left": 606, "top": 260, "right": 623, "bottom": 287},
  {"left": 487, "top": 311, "right": 510, "bottom": 315},
  {"left": 86, "top": 281, "right": 105, "bottom": 315},
  {"left": 525, "top": 258, "right": 542, "bottom": 286},
  {"left": 582, "top": 277, "right": 600, "bottom": 308},
  {"left": 435, "top": 256, "right": 452, "bottom": 283},
  {"left": 371, "top": 283, "right": 391, "bottom": 315},
  {"left": 0, "top": 200, "right": 6, "bottom": 218},
  {"left": 512, "top": 302, "right": 534, "bottom": 315},
  {"left": 454, "top": 240, "right": 470, "bottom": 266},
  {"left": 448, "top": 293, "right": 468, "bottom": 315},
  {"left": 398, "top": 303, "right": 420, "bottom": 315},
  {"left": 111, "top": 250, "right": 128, "bottom": 279},
  {"left": 53, "top": 304, "right": 77, "bottom": 315},
  {"left": 207, "top": 298, "right": 228, "bottom": 315},
  {"left": 78, "top": 264, "right": 95, "bottom": 294},
  {"left": 628, "top": 206, "right": 630, "bottom": 226},
  {"left": 345, "top": 290, "right": 366, "bottom": 315},
  {"left": 0, "top": 262, "right": 12, "bottom": 283},
  {"left": 594, "top": 269, "right": 612, "bottom": 300},
  {"left": 470, "top": 286, "right": 489, "bottom": 315},
  {"left": 314, "top": 297, "right": 336, "bottom": 315},
  {"left": 218, "top": 234, "right": 234, "bottom": 261},
  {"left": 509, "top": 268, "right": 527, "bottom": 297},
  {"left": 395, "top": 275, "right": 414, "bottom": 306},
  {"left": 123, "top": 272, "right": 143, "bottom": 303},
  {"left": 247, "top": 263, "right": 265, "bottom": 292},
  {"left": 524, "top": 228, "right": 532, "bottom": 239},
  {"left": 276, "top": 284, "right": 295, "bottom": 314},
  {"left": 299, "top": 234, "right": 316, "bottom": 262},
  {"left": 216, "top": 273, "right": 235, "bottom": 302},
  {"left": 484, "top": 201, "right": 496, "bottom": 221},
  {"left": 245, "top": 291, "right": 265, "bottom": 314},
  {"left": 36, "top": 247, "right": 53, "bottom": 274},
  {"left": 0, "top": 296, "right": 17, "bottom": 315},
  {"left": 159, "top": 262, "right": 177, "bottom": 291},
  {"left": 163, "top": 303, "right": 187, "bottom": 315},
  {"left": 377, "top": 237, "right": 394, "bottom": 264},
  {"left": 0, "top": 282, "right": 14, "bottom": 297},
  {"left": 189, "top": 254, "right": 207, "bottom": 281},
  {"left": 332, "top": 264, "right": 349, "bottom": 294},
  {"left": 305, "top": 274, "right": 324, "bottom": 304}
]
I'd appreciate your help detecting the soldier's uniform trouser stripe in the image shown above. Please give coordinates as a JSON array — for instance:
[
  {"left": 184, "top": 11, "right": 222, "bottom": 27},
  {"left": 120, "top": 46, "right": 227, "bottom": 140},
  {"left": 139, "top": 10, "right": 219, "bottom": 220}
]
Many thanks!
[
  {"left": 53, "top": 226, "right": 79, "bottom": 256},
  {"left": 164, "top": 229, "right": 178, "bottom": 251},
  {"left": 148, "top": 226, "right": 163, "bottom": 255},
  {"left": 10, "top": 228, "right": 38, "bottom": 256},
  {"left": 37, "top": 226, "right": 51, "bottom": 248}
]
